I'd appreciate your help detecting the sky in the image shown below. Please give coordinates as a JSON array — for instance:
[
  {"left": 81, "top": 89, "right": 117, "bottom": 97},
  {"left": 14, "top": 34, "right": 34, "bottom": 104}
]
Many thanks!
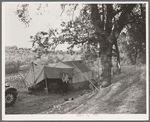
[{"left": 3, "top": 2, "right": 81, "bottom": 51}]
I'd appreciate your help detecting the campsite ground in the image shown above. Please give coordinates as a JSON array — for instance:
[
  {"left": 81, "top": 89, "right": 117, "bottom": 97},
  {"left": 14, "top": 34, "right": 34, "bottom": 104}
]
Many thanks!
[
  {"left": 5, "top": 65, "right": 146, "bottom": 114},
  {"left": 5, "top": 89, "right": 89, "bottom": 114}
]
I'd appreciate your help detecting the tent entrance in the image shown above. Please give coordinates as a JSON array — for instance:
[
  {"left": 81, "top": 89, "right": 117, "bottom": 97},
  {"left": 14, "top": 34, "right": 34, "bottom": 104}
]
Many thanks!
[{"left": 46, "top": 78, "right": 63, "bottom": 93}]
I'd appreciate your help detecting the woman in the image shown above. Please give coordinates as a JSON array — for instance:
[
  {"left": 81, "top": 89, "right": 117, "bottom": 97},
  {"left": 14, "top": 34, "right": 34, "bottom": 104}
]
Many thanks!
[
  {"left": 61, "top": 72, "right": 66, "bottom": 94},
  {"left": 61, "top": 72, "right": 69, "bottom": 94},
  {"left": 65, "top": 73, "right": 69, "bottom": 92}
]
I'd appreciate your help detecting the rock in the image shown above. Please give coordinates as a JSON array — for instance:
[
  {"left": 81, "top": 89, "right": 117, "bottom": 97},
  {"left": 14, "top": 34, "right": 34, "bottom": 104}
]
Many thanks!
[{"left": 101, "top": 81, "right": 111, "bottom": 87}]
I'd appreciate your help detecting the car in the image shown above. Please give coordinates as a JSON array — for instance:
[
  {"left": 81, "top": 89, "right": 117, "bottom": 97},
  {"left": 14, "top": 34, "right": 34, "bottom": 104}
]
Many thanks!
[{"left": 5, "top": 82, "right": 18, "bottom": 107}]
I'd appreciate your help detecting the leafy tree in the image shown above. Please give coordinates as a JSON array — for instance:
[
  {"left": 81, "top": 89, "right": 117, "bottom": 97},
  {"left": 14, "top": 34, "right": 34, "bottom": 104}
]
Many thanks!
[
  {"left": 117, "top": 4, "right": 146, "bottom": 65},
  {"left": 118, "top": 25, "right": 146, "bottom": 65},
  {"left": 60, "top": 4, "right": 106, "bottom": 61},
  {"left": 60, "top": 4, "right": 139, "bottom": 87},
  {"left": 15, "top": 3, "right": 146, "bottom": 87},
  {"left": 15, "top": 4, "right": 31, "bottom": 27},
  {"left": 30, "top": 29, "right": 59, "bottom": 58}
]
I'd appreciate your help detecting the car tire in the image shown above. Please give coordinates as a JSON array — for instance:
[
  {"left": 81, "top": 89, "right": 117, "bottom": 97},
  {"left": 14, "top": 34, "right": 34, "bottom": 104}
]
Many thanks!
[{"left": 5, "top": 91, "right": 17, "bottom": 107}]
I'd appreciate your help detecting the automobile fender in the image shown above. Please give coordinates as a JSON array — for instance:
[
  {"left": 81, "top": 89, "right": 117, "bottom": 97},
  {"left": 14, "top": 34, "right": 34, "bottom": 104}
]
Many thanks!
[{"left": 5, "top": 87, "right": 18, "bottom": 95}]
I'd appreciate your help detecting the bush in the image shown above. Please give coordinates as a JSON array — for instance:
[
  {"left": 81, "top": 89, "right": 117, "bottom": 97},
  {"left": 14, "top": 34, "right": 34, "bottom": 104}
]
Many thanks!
[
  {"left": 19, "top": 65, "right": 30, "bottom": 72},
  {"left": 49, "top": 59, "right": 54, "bottom": 64},
  {"left": 55, "top": 58, "right": 61, "bottom": 63},
  {"left": 5, "top": 61, "right": 20, "bottom": 74}
]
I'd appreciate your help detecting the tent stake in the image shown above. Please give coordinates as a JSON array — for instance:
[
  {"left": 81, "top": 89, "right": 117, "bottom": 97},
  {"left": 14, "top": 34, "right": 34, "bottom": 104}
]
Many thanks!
[{"left": 72, "top": 62, "right": 99, "bottom": 91}]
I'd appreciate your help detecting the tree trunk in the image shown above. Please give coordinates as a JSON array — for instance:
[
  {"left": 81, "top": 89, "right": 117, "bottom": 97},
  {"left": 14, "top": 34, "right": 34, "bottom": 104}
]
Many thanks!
[
  {"left": 91, "top": 4, "right": 113, "bottom": 87},
  {"left": 100, "top": 47, "right": 112, "bottom": 87},
  {"left": 134, "top": 49, "right": 137, "bottom": 64},
  {"left": 114, "top": 39, "right": 121, "bottom": 74},
  {"left": 90, "top": 4, "right": 136, "bottom": 87},
  {"left": 102, "top": 4, "right": 105, "bottom": 30}
]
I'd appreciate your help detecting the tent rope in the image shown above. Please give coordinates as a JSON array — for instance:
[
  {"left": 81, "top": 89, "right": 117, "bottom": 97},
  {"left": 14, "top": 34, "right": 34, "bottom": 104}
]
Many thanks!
[
  {"left": 22, "top": 65, "right": 31, "bottom": 87},
  {"left": 72, "top": 62, "right": 99, "bottom": 91}
]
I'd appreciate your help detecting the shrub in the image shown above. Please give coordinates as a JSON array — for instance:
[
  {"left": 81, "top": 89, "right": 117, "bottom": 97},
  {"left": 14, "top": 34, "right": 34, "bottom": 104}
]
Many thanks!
[
  {"left": 49, "top": 58, "right": 54, "bottom": 64},
  {"left": 5, "top": 61, "right": 20, "bottom": 74},
  {"left": 19, "top": 65, "right": 30, "bottom": 72},
  {"left": 55, "top": 58, "right": 61, "bottom": 63}
]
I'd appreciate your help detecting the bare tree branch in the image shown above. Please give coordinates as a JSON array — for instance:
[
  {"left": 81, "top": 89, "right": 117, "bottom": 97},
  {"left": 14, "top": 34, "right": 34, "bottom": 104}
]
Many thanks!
[
  {"left": 112, "top": 5, "right": 127, "bottom": 17},
  {"left": 60, "top": 4, "right": 67, "bottom": 16},
  {"left": 72, "top": 4, "right": 78, "bottom": 20}
]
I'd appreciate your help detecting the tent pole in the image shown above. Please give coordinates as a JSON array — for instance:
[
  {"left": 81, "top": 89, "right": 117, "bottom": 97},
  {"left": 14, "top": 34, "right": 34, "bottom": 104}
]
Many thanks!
[
  {"left": 44, "top": 68, "right": 49, "bottom": 95},
  {"left": 72, "top": 62, "right": 99, "bottom": 91},
  {"left": 32, "top": 62, "right": 35, "bottom": 83}
]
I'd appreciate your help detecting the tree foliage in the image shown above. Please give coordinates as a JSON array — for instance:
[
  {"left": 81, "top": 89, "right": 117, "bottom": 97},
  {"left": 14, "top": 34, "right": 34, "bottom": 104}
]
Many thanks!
[
  {"left": 118, "top": 4, "right": 146, "bottom": 65},
  {"left": 30, "top": 28, "right": 60, "bottom": 58},
  {"left": 15, "top": 3, "right": 146, "bottom": 87},
  {"left": 60, "top": 4, "right": 108, "bottom": 61},
  {"left": 15, "top": 4, "right": 31, "bottom": 26}
]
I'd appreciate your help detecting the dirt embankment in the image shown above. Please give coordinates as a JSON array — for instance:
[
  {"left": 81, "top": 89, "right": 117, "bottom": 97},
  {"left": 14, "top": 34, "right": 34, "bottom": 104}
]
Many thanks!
[{"left": 41, "top": 65, "right": 146, "bottom": 114}]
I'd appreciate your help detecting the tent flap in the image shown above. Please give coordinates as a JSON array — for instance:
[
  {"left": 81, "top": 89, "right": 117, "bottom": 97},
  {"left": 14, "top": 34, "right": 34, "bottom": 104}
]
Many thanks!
[{"left": 25, "top": 63, "right": 45, "bottom": 87}]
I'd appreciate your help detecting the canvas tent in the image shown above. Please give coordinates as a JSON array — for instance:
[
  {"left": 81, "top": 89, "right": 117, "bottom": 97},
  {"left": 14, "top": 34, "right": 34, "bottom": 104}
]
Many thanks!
[
  {"left": 25, "top": 62, "right": 73, "bottom": 87},
  {"left": 25, "top": 60, "right": 93, "bottom": 90},
  {"left": 62, "top": 60, "right": 92, "bottom": 90}
]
